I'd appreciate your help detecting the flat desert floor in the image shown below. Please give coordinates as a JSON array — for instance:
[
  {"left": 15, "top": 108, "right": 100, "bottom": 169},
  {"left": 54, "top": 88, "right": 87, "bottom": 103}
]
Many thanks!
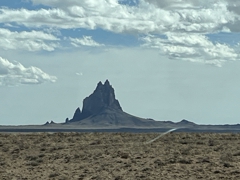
[{"left": 0, "top": 132, "right": 240, "bottom": 180}]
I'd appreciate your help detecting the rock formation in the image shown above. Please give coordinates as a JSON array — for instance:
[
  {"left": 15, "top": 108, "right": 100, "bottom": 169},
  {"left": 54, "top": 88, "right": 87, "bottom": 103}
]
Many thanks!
[
  {"left": 82, "top": 80, "right": 122, "bottom": 114},
  {"left": 65, "top": 80, "right": 161, "bottom": 127},
  {"left": 71, "top": 107, "right": 83, "bottom": 122},
  {"left": 65, "top": 118, "right": 69, "bottom": 123},
  {"left": 43, "top": 120, "right": 56, "bottom": 125},
  {"left": 69, "top": 80, "right": 123, "bottom": 122},
  {"left": 43, "top": 121, "right": 49, "bottom": 125},
  {"left": 16, "top": 79, "right": 240, "bottom": 130}
]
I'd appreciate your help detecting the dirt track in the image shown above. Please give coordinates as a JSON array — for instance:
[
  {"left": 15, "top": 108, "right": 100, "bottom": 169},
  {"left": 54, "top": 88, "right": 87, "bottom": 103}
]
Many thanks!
[{"left": 0, "top": 132, "right": 240, "bottom": 180}]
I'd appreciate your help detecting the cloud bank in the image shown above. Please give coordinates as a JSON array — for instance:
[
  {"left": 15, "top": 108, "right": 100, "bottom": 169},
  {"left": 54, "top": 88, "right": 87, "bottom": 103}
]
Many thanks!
[
  {"left": 0, "top": 28, "right": 59, "bottom": 51},
  {"left": 0, "top": 0, "right": 239, "bottom": 66},
  {"left": 0, "top": 57, "right": 57, "bottom": 86},
  {"left": 0, "top": 0, "right": 235, "bottom": 33},
  {"left": 141, "top": 33, "right": 239, "bottom": 67}
]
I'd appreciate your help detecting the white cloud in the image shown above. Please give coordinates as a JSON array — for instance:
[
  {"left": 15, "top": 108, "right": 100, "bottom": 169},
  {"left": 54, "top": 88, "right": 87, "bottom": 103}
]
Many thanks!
[
  {"left": 0, "top": 0, "right": 239, "bottom": 66},
  {"left": 141, "top": 33, "right": 239, "bottom": 67},
  {"left": 0, "top": 57, "right": 57, "bottom": 86},
  {"left": 0, "top": 0, "right": 238, "bottom": 34},
  {"left": 30, "top": 0, "right": 119, "bottom": 9},
  {"left": 145, "top": 0, "right": 240, "bottom": 11},
  {"left": 70, "top": 36, "right": 104, "bottom": 47},
  {"left": 0, "top": 28, "right": 59, "bottom": 51},
  {"left": 145, "top": 0, "right": 215, "bottom": 9}
]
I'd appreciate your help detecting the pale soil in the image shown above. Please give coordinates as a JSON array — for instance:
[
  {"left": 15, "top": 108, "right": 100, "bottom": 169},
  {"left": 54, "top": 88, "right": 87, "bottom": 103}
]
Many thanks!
[{"left": 0, "top": 132, "right": 240, "bottom": 180}]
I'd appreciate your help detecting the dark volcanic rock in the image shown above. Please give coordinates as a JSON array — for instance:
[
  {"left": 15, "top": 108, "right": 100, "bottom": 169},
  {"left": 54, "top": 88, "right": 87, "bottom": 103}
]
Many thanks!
[
  {"left": 44, "top": 121, "right": 56, "bottom": 125},
  {"left": 82, "top": 80, "right": 122, "bottom": 116},
  {"left": 69, "top": 80, "right": 123, "bottom": 122},
  {"left": 71, "top": 107, "right": 83, "bottom": 122},
  {"left": 66, "top": 80, "right": 161, "bottom": 127},
  {"left": 44, "top": 121, "right": 49, "bottom": 125},
  {"left": 65, "top": 118, "right": 69, "bottom": 123}
]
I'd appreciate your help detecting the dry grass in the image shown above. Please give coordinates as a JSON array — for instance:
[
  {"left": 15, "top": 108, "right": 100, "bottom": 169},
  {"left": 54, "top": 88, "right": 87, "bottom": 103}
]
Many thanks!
[{"left": 0, "top": 132, "right": 240, "bottom": 179}]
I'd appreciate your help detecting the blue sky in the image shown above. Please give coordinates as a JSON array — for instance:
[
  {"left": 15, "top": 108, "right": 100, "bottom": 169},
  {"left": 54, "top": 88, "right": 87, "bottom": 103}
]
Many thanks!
[{"left": 0, "top": 0, "right": 240, "bottom": 125}]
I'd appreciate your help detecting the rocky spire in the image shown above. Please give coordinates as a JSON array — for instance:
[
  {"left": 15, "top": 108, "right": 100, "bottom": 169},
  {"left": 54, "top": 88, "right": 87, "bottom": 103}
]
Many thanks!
[
  {"left": 65, "top": 118, "right": 69, "bottom": 123},
  {"left": 68, "top": 80, "right": 122, "bottom": 122},
  {"left": 82, "top": 80, "right": 122, "bottom": 117},
  {"left": 71, "top": 107, "right": 83, "bottom": 122}
]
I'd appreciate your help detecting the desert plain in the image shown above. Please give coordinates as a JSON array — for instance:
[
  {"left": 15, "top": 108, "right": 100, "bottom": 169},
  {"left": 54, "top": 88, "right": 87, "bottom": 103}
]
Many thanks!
[{"left": 0, "top": 132, "right": 240, "bottom": 180}]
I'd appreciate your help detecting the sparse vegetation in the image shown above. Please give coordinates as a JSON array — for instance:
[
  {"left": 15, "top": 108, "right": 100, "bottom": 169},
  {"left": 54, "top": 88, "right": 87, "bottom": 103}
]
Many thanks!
[{"left": 0, "top": 132, "right": 240, "bottom": 179}]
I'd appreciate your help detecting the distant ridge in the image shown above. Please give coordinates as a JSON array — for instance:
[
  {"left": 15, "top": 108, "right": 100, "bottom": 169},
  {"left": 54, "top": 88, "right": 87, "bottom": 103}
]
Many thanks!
[
  {"left": 40, "top": 80, "right": 240, "bottom": 131},
  {"left": 176, "top": 119, "right": 196, "bottom": 127},
  {"left": 1, "top": 81, "right": 240, "bottom": 132}
]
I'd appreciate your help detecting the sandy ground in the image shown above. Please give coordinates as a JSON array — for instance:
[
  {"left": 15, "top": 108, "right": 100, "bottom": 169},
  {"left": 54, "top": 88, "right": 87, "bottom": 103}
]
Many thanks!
[{"left": 0, "top": 132, "right": 240, "bottom": 180}]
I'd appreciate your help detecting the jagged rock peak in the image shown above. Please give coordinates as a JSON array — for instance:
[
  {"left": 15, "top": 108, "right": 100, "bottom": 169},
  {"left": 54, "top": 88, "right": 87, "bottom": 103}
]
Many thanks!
[
  {"left": 95, "top": 80, "right": 111, "bottom": 91},
  {"left": 71, "top": 107, "right": 83, "bottom": 122},
  {"left": 104, "top": 79, "right": 110, "bottom": 85},
  {"left": 96, "top": 81, "right": 103, "bottom": 88},
  {"left": 68, "top": 80, "right": 123, "bottom": 123},
  {"left": 44, "top": 121, "right": 49, "bottom": 125},
  {"left": 82, "top": 80, "right": 122, "bottom": 116}
]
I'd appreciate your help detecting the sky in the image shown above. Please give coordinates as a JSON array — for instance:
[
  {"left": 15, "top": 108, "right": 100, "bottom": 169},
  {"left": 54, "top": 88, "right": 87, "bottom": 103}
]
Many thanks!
[{"left": 0, "top": 0, "right": 240, "bottom": 125}]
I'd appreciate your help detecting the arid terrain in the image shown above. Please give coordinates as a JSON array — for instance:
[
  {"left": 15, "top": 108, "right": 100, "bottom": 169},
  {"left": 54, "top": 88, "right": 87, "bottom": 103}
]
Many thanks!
[{"left": 0, "top": 132, "right": 240, "bottom": 180}]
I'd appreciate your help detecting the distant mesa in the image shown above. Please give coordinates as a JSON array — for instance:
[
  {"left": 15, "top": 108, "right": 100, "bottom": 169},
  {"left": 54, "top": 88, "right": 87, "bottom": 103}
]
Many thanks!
[
  {"left": 177, "top": 119, "right": 196, "bottom": 126},
  {"left": 65, "top": 80, "right": 157, "bottom": 127}
]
